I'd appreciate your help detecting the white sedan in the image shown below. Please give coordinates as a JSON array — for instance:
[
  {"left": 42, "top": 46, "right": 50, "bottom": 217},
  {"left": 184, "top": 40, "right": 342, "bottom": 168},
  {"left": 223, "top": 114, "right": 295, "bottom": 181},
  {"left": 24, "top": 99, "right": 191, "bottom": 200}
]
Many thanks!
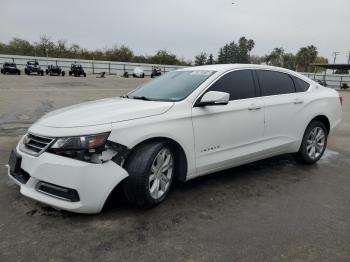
[{"left": 7, "top": 64, "right": 342, "bottom": 213}]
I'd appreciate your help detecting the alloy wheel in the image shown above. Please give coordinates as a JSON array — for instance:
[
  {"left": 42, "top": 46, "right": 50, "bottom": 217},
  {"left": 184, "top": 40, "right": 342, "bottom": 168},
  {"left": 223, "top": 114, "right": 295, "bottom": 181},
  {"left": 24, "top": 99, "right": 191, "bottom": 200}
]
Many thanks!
[
  {"left": 149, "top": 148, "right": 174, "bottom": 200},
  {"left": 306, "top": 126, "right": 326, "bottom": 160}
]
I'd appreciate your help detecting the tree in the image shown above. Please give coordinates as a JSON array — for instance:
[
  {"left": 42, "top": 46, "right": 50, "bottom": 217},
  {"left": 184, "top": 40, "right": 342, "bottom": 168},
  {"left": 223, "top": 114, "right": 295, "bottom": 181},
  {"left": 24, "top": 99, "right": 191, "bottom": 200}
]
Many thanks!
[
  {"left": 194, "top": 52, "right": 208, "bottom": 65},
  {"left": 36, "top": 35, "right": 55, "bottom": 57},
  {"left": 265, "top": 47, "right": 285, "bottom": 67},
  {"left": 206, "top": 53, "right": 214, "bottom": 64},
  {"left": 250, "top": 55, "right": 263, "bottom": 65},
  {"left": 0, "top": 36, "right": 189, "bottom": 65},
  {"left": 69, "top": 44, "right": 81, "bottom": 58},
  {"left": 149, "top": 50, "right": 182, "bottom": 65},
  {"left": 218, "top": 48, "right": 224, "bottom": 64},
  {"left": 238, "top": 37, "right": 250, "bottom": 63},
  {"left": 56, "top": 40, "right": 68, "bottom": 58},
  {"left": 217, "top": 37, "right": 255, "bottom": 64},
  {"left": 7, "top": 38, "right": 34, "bottom": 56},
  {"left": 310, "top": 56, "right": 328, "bottom": 73},
  {"left": 282, "top": 53, "right": 297, "bottom": 70},
  {"left": 247, "top": 39, "right": 255, "bottom": 57},
  {"left": 296, "top": 45, "right": 318, "bottom": 72}
]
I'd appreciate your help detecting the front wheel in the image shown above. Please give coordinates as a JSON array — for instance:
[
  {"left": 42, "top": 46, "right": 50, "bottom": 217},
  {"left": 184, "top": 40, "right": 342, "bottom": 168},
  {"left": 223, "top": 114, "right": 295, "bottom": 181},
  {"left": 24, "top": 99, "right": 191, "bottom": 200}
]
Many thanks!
[
  {"left": 124, "top": 142, "right": 175, "bottom": 208},
  {"left": 295, "top": 120, "right": 327, "bottom": 164}
]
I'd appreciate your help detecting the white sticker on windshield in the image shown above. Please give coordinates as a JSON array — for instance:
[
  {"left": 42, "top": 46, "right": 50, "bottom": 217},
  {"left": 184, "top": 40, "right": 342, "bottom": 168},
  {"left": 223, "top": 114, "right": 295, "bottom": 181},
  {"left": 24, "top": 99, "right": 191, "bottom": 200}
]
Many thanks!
[{"left": 190, "top": 71, "right": 213, "bottom": 76}]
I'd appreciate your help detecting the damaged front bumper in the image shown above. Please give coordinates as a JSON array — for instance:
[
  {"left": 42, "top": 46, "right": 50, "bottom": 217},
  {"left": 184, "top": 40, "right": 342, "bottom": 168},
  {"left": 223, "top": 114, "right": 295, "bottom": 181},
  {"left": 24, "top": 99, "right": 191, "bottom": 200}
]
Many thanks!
[{"left": 7, "top": 144, "right": 129, "bottom": 214}]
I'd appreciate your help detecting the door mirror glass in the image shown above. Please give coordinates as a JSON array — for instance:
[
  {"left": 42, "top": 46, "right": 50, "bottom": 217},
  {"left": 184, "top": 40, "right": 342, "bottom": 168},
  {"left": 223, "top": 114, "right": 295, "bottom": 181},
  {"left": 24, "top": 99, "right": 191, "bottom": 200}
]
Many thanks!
[{"left": 197, "top": 91, "right": 230, "bottom": 107}]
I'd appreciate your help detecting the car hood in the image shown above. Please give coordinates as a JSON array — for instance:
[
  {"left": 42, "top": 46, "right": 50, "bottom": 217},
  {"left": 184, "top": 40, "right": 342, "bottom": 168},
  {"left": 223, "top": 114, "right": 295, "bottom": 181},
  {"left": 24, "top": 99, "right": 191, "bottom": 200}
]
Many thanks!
[{"left": 36, "top": 98, "right": 174, "bottom": 128}]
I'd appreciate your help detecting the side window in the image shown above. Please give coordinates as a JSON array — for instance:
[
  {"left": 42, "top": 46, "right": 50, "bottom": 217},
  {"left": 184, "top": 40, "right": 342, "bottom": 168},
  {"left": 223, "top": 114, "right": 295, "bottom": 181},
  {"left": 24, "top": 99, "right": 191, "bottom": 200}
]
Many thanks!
[
  {"left": 292, "top": 76, "right": 310, "bottom": 92},
  {"left": 257, "top": 70, "right": 295, "bottom": 96},
  {"left": 208, "top": 70, "right": 255, "bottom": 100}
]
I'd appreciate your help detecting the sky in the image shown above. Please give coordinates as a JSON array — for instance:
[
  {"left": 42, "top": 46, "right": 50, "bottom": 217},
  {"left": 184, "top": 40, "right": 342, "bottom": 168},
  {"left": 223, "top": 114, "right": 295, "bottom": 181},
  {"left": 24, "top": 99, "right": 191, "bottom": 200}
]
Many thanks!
[{"left": 1, "top": 0, "right": 349, "bottom": 63}]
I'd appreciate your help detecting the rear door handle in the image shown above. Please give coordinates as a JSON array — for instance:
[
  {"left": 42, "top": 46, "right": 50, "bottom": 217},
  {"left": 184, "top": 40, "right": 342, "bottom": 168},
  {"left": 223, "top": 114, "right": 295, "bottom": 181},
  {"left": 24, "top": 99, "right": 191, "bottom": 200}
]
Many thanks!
[
  {"left": 248, "top": 104, "right": 262, "bottom": 111},
  {"left": 293, "top": 98, "right": 304, "bottom": 104}
]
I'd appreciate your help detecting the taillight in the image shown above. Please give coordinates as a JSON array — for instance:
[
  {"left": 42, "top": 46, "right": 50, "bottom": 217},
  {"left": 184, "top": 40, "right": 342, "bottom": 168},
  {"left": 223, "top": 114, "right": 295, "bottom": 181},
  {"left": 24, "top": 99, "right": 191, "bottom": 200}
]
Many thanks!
[{"left": 339, "top": 95, "right": 343, "bottom": 106}]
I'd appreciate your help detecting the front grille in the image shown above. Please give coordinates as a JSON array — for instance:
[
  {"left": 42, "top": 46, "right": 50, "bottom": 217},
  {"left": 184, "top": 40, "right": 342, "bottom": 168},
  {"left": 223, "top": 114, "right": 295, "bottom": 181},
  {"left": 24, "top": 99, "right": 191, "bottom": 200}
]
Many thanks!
[{"left": 23, "top": 133, "right": 55, "bottom": 156}]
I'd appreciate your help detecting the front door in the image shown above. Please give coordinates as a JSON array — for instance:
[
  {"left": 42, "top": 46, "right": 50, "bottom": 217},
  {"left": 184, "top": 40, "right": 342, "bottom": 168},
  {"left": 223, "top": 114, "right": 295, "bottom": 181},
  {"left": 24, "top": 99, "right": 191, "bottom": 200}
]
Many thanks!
[{"left": 191, "top": 70, "right": 265, "bottom": 175}]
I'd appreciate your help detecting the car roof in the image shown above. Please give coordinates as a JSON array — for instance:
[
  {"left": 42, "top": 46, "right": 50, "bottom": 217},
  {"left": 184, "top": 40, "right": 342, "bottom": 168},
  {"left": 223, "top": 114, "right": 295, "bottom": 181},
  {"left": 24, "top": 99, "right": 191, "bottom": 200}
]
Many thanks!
[
  {"left": 179, "top": 64, "right": 293, "bottom": 72},
  {"left": 177, "top": 64, "right": 312, "bottom": 83}
]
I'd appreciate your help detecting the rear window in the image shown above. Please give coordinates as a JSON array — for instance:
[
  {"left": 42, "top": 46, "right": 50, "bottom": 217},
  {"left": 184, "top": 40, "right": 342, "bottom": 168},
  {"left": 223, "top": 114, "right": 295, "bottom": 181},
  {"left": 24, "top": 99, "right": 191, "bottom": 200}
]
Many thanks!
[
  {"left": 292, "top": 76, "right": 310, "bottom": 92},
  {"left": 257, "top": 70, "right": 295, "bottom": 96}
]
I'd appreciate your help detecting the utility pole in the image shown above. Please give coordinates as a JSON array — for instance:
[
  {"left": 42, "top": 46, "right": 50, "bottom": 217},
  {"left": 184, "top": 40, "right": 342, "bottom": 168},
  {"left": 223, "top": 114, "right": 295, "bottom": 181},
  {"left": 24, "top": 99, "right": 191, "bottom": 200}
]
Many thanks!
[
  {"left": 332, "top": 51, "right": 339, "bottom": 73},
  {"left": 46, "top": 48, "right": 49, "bottom": 67}
]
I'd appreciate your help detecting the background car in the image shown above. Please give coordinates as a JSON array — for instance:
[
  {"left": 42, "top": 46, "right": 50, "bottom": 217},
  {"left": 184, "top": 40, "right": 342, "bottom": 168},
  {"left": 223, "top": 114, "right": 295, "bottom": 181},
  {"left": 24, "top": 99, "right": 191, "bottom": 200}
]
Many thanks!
[
  {"left": 151, "top": 67, "right": 162, "bottom": 78},
  {"left": 69, "top": 64, "right": 86, "bottom": 77},
  {"left": 1, "top": 62, "right": 20, "bottom": 75},
  {"left": 133, "top": 67, "right": 145, "bottom": 78},
  {"left": 46, "top": 65, "right": 65, "bottom": 76},
  {"left": 24, "top": 61, "right": 44, "bottom": 76}
]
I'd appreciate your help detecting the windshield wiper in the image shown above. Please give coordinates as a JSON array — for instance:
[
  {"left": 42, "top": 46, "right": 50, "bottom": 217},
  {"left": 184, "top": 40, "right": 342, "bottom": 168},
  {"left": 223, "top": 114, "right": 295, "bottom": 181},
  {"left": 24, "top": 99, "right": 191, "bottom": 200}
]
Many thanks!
[{"left": 132, "top": 96, "right": 151, "bottom": 101}]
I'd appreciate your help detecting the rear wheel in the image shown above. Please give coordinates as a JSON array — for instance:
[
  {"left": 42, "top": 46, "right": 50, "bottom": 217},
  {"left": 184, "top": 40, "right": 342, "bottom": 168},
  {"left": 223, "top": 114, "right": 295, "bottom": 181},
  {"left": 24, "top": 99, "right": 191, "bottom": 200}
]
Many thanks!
[
  {"left": 295, "top": 120, "right": 327, "bottom": 164},
  {"left": 124, "top": 142, "right": 175, "bottom": 208}
]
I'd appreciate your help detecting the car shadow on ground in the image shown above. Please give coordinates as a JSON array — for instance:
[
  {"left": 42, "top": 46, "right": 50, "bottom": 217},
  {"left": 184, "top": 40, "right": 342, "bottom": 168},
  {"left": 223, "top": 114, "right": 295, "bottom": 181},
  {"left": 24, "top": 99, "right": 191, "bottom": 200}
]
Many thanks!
[
  {"left": 102, "top": 154, "right": 316, "bottom": 214},
  {"left": 21, "top": 153, "right": 319, "bottom": 219}
]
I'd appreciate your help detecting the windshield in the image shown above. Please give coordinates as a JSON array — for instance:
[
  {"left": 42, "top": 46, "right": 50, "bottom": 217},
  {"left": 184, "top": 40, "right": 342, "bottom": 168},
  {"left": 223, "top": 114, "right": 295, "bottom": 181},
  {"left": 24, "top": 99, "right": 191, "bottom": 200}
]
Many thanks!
[{"left": 128, "top": 70, "right": 216, "bottom": 102}]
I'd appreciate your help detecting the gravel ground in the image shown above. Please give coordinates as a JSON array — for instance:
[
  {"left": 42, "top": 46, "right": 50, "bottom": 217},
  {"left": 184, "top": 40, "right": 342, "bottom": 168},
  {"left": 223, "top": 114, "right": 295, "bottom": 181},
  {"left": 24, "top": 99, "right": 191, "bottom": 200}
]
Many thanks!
[{"left": 0, "top": 75, "right": 349, "bottom": 262}]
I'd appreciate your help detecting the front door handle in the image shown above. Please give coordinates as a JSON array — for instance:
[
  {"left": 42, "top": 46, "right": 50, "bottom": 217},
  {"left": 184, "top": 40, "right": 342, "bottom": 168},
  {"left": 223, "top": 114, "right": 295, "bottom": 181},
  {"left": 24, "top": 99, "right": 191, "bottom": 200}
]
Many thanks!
[
  {"left": 293, "top": 98, "right": 304, "bottom": 104},
  {"left": 248, "top": 104, "right": 262, "bottom": 111}
]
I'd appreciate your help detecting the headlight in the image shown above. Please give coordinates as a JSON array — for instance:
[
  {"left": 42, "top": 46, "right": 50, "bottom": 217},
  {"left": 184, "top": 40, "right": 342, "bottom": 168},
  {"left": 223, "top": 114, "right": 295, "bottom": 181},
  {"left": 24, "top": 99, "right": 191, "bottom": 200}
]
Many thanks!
[{"left": 50, "top": 132, "right": 110, "bottom": 150}]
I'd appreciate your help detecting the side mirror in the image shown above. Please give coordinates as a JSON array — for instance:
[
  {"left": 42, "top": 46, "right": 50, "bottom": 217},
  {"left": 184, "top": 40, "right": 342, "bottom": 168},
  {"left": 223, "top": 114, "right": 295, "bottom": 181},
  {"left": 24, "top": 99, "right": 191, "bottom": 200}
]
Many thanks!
[{"left": 196, "top": 91, "right": 230, "bottom": 107}]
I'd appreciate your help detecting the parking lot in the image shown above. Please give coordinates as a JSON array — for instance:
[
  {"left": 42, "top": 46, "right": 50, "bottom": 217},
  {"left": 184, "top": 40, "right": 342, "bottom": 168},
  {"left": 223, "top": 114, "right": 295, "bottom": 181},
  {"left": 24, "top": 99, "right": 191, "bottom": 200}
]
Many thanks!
[{"left": 0, "top": 75, "right": 349, "bottom": 262}]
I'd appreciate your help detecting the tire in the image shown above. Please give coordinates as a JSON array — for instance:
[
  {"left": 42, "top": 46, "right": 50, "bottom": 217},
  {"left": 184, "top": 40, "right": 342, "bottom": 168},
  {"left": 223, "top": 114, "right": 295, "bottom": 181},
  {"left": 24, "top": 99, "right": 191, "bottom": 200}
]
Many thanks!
[
  {"left": 69, "top": 71, "right": 72, "bottom": 76},
  {"left": 295, "top": 120, "right": 328, "bottom": 164},
  {"left": 18, "top": 70, "right": 21, "bottom": 75},
  {"left": 40, "top": 71, "right": 44, "bottom": 76},
  {"left": 83, "top": 73, "right": 86, "bottom": 77},
  {"left": 123, "top": 142, "right": 175, "bottom": 208},
  {"left": 62, "top": 71, "right": 65, "bottom": 77}
]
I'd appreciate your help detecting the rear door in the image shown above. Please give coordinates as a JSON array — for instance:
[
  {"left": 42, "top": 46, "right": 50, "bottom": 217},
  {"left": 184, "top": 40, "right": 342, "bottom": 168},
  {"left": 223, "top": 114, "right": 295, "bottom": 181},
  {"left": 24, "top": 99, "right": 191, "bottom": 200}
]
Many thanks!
[
  {"left": 192, "top": 69, "right": 265, "bottom": 175},
  {"left": 255, "top": 70, "right": 305, "bottom": 151}
]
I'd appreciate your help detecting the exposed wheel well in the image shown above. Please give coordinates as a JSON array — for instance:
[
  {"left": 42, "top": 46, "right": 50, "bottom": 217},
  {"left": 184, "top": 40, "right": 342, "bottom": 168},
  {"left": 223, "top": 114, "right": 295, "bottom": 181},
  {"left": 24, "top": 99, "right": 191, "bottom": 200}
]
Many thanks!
[
  {"left": 126, "top": 137, "right": 188, "bottom": 182},
  {"left": 311, "top": 115, "right": 330, "bottom": 134}
]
